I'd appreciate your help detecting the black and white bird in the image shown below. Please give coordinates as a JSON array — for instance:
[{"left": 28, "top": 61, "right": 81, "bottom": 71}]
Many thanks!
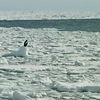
[{"left": 2, "top": 40, "right": 28, "bottom": 57}]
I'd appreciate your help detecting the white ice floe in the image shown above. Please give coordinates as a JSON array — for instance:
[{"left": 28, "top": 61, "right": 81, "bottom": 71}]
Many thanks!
[
  {"left": 75, "top": 46, "right": 86, "bottom": 52},
  {"left": 2, "top": 40, "right": 28, "bottom": 57},
  {"left": 0, "top": 55, "right": 8, "bottom": 64},
  {"left": 0, "top": 65, "right": 54, "bottom": 71},
  {"left": 31, "top": 77, "right": 52, "bottom": 85},
  {"left": 2, "top": 46, "right": 28, "bottom": 57},
  {"left": 13, "top": 91, "right": 33, "bottom": 100},
  {"left": 51, "top": 81, "right": 100, "bottom": 93},
  {"left": 74, "top": 60, "right": 85, "bottom": 66},
  {"left": 13, "top": 91, "right": 55, "bottom": 100},
  {"left": 0, "top": 92, "right": 12, "bottom": 99}
]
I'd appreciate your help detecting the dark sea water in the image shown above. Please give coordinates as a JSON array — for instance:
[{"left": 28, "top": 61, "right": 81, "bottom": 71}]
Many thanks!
[{"left": 0, "top": 19, "right": 100, "bottom": 32}]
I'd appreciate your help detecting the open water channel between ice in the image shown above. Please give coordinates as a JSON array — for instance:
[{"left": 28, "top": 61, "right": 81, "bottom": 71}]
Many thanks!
[{"left": 0, "top": 11, "right": 100, "bottom": 100}]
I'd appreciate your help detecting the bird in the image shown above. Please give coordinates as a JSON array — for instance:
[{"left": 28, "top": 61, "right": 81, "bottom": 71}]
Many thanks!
[{"left": 2, "top": 40, "right": 28, "bottom": 57}]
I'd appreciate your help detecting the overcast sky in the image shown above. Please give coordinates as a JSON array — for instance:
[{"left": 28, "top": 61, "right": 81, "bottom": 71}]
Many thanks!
[{"left": 0, "top": 0, "right": 100, "bottom": 12}]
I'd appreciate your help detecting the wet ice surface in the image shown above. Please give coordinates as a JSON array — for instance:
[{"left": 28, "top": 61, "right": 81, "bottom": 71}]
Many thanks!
[{"left": 0, "top": 24, "right": 100, "bottom": 99}]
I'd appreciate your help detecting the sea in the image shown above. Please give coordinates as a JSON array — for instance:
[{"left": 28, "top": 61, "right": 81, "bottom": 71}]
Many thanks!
[{"left": 0, "top": 11, "right": 100, "bottom": 100}]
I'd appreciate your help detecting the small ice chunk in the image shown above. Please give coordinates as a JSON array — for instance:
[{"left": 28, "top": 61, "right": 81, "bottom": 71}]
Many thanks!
[
  {"left": 74, "top": 60, "right": 85, "bottom": 66},
  {"left": 1, "top": 92, "right": 12, "bottom": 99},
  {"left": 75, "top": 46, "right": 86, "bottom": 52},
  {"left": 13, "top": 91, "right": 54, "bottom": 100},
  {"left": 13, "top": 91, "right": 33, "bottom": 100},
  {"left": 0, "top": 55, "right": 8, "bottom": 64}
]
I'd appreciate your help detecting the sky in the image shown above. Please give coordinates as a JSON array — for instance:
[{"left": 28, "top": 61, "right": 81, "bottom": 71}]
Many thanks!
[{"left": 0, "top": 0, "right": 100, "bottom": 12}]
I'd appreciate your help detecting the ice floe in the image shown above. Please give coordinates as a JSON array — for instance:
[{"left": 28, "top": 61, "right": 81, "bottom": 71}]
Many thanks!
[
  {"left": 2, "top": 40, "right": 28, "bottom": 57},
  {"left": 51, "top": 81, "right": 100, "bottom": 93},
  {"left": 0, "top": 55, "right": 8, "bottom": 64}
]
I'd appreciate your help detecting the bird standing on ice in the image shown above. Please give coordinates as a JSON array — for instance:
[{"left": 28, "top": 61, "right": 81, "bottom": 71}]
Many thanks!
[{"left": 2, "top": 40, "right": 28, "bottom": 57}]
